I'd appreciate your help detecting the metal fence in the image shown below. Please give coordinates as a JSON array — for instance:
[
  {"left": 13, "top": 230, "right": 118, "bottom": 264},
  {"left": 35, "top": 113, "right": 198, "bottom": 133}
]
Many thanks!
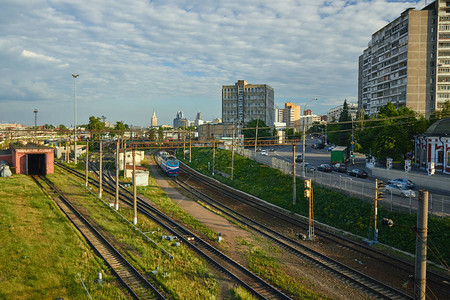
[{"left": 237, "top": 148, "right": 450, "bottom": 216}]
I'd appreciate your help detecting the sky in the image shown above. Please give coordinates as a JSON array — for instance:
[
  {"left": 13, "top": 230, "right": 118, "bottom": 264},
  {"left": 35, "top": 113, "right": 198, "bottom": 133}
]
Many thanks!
[{"left": 0, "top": 0, "right": 427, "bottom": 127}]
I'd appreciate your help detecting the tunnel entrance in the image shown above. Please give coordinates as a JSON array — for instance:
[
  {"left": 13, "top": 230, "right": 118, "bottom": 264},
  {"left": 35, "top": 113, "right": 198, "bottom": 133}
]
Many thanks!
[{"left": 27, "top": 154, "right": 46, "bottom": 175}]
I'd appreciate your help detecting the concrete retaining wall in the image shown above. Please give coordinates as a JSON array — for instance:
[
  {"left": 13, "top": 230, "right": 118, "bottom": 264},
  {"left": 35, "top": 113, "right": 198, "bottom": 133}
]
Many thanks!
[{"left": 371, "top": 167, "right": 450, "bottom": 191}]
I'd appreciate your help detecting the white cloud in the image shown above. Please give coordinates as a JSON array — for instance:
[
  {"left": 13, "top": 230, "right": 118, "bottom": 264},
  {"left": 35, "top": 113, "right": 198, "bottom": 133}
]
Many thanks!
[
  {"left": 0, "top": 0, "right": 425, "bottom": 126},
  {"left": 21, "top": 50, "right": 61, "bottom": 63}
]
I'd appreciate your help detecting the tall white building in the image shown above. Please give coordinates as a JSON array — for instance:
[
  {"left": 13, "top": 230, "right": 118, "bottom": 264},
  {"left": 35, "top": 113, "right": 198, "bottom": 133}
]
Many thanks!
[{"left": 327, "top": 102, "right": 358, "bottom": 122}]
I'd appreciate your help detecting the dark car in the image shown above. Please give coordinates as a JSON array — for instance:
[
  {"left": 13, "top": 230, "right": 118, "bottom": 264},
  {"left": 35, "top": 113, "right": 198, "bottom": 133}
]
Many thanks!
[
  {"left": 347, "top": 169, "right": 368, "bottom": 178},
  {"left": 316, "top": 143, "right": 325, "bottom": 149},
  {"left": 332, "top": 163, "right": 347, "bottom": 173},
  {"left": 317, "top": 164, "right": 332, "bottom": 172},
  {"left": 295, "top": 155, "right": 303, "bottom": 163},
  {"left": 387, "top": 178, "right": 415, "bottom": 189}
]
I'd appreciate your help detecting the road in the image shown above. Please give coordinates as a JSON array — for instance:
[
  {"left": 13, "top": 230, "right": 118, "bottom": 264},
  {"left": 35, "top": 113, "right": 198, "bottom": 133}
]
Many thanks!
[{"left": 252, "top": 140, "right": 449, "bottom": 215}]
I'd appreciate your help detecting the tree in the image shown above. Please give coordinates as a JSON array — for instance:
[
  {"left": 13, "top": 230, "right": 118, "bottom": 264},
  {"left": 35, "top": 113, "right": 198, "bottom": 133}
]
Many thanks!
[
  {"left": 242, "top": 119, "right": 271, "bottom": 140},
  {"left": 86, "top": 116, "right": 105, "bottom": 139},
  {"left": 327, "top": 100, "right": 352, "bottom": 146},
  {"left": 113, "top": 121, "right": 129, "bottom": 137},
  {"left": 157, "top": 127, "right": 164, "bottom": 141},
  {"left": 148, "top": 128, "right": 157, "bottom": 141},
  {"left": 356, "top": 103, "right": 429, "bottom": 161}
]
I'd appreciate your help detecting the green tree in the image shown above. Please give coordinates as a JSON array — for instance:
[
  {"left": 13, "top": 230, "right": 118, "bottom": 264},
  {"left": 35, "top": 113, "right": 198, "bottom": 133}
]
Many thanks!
[
  {"left": 148, "top": 128, "right": 157, "bottom": 141},
  {"left": 356, "top": 103, "right": 428, "bottom": 160},
  {"left": 242, "top": 119, "right": 271, "bottom": 140},
  {"left": 327, "top": 100, "right": 352, "bottom": 146},
  {"left": 157, "top": 127, "right": 164, "bottom": 141},
  {"left": 86, "top": 116, "right": 105, "bottom": 140},
  {"left": 113, "top": 121, "right": 129, "bottom": 137}
]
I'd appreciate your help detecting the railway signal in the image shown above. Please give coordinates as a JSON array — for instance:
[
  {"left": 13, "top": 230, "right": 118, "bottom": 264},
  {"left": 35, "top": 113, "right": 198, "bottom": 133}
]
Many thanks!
[
  {"left": 304, "top": 179, "right": 315, "bottom": 240},
  {"left": 381, "top": 218, "right": 394, "bottom": 227}
]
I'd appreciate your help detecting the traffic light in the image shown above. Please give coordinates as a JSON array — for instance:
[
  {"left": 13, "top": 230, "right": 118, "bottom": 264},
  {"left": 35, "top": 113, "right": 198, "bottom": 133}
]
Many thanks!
[
  {"left": 304, "top": 189, "right": 311, "bottom": 198},
  {"left": 304, "top": 179, "right": 312, "bottom": 199},
  {"left": 381, "top": 218, "right": 394, "bottom": 227},
  {"left": 377, "top": 191, "right": 384, "bottom": 200},
  {"left": 304, "top": 179, "right": 311, "bottom": 189}
]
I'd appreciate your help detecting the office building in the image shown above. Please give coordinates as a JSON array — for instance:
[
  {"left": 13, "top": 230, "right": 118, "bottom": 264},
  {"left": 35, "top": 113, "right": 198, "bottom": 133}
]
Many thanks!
[
  {"left": 173, "top": 111, "right": 187, "bottom": 128},
  {"left": 358, "top": 2, "right": 442, "bottom": 117},
  {"left": 222, "top": 80, "right": 274, "bottom": 126}
]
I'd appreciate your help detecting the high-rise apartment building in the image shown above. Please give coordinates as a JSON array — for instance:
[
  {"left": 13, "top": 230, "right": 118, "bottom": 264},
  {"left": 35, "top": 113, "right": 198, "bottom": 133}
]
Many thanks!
[
  {"left": 327, "top": 102, "right": 358, "bottom": 122},
  {"left": 282, "top": 102, "right": 301, "bottom": 128},
  {"left": 222, "top": 80, "right": 274, "bottom": 126},
  {"left": 358, "top": 2, "right": 444, "bottom": 117},
  {"left": 173, "top": 111, "right": 187, "bottom": 128}
]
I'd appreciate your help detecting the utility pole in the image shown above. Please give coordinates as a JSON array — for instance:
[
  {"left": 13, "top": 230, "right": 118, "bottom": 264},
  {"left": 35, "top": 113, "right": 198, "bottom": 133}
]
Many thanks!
[
  {"left": 183, "top": 133, "right": 186, "bottom": 160},
  {"left": 115, "top": 138, "right": 120, "bottom": 210},
  {"left": 254, "top": 118, "right": 259, "bottom": 153},
  {"left": 415, "top": 190, "right": 428, "bottom": 300},
  {"left": 123, "top": 137, "right": 127, "bottom": 178},
  {"left": 212, "top": 137, "right": 216, "bottom": 176},
  {"left": 99, "top": 139, "right": 103, "bottom": 198},
  {"left": 72, "top": 74, "right": 79, "bottom": 164},
  {"left": 293, "top": 144, "right": 296, "bottom": 205},
  {"left": 85, "top": 140, "right": 89, "bottom": 188},
  {"left": 231, "top": 125, "right": 235, "bottom": 180},
  {"left": 132, "top": 148, "right": 137, "bottom": 225},
  {"left": 189, "top": 130, "right": 192, "bottom": 163}
]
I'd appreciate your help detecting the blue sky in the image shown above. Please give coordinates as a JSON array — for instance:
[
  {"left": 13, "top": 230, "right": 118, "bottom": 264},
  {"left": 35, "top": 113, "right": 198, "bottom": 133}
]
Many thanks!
[{"left": 0, "top": 0, "right": 426, "bottom": 127}]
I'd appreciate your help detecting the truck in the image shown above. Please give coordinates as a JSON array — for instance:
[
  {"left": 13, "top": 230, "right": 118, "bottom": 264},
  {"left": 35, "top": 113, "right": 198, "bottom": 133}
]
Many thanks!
[{"left": 330, "top": 146, "right": 349, "bottom": 164}]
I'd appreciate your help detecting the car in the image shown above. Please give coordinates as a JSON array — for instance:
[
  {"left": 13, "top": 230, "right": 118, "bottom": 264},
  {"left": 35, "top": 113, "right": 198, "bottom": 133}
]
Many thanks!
[
  {"left": 299, "top": 162, "right": 316, "bottom": 171},
  {"left": 269, "top": 147, "right": 275, "bottom": 152},
  {"left": 311, "top": 144, "right": 316, "bottom": 148},
  {"left": 256, "top": 148, "right": 262, "bottom": 152},
  {"left": 317, "top": 164, "right": 332, "bottom": 172},
  {"left": 384, "top": 184, "right": 416, "bottom": 198},
  {"left": 295, "top": 155, "right": 303, "bottom": 163},
  {"left": 327, "top": 145, "right": 335, "bottom": 151},
  {"left": 347, "top": 169, "right": 368, "bottom": 178},
  {"left": 387, "top": 178, "right": 415, "bottom": 189},
  {"left": 261, "top": 150, "right": 268, "bottom": 156},
  {"left": 332, "top": 163, "right": 347, "bottom": 173},
  {"left": 316, "top": 143, "right": 325, "bottom": 149}
]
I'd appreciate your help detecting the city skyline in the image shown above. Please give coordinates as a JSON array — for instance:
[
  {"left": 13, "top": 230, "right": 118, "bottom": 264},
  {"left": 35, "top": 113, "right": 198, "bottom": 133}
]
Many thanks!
[{"left": 0, "top": 0, "right": 427, "bottom": 126}]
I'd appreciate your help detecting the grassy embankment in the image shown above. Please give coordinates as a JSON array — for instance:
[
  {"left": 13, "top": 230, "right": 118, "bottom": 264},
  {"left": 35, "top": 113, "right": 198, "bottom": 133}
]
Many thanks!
[
  {"left": 0, "top": 175, "right": 127, "bottom": 299},
  {"left": 50, "top": 165, "right": 218, "bottom": 299},
  {"left": 178, "top": 147, "right": 450, "bottom": 266}
]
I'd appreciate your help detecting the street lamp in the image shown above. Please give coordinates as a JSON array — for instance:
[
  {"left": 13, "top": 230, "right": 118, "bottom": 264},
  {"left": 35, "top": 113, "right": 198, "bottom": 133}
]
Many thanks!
[
  {"left": 72, "top": 74, "right": 79, "bottom": 164},
  {"left": 302, "top": 98, "right": 318, "bottom": 177}
]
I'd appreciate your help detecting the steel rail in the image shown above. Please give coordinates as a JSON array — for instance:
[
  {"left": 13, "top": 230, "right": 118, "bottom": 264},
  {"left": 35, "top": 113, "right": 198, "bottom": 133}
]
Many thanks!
[
  {"left": 172, "top": 174, "right": 413, "bottom": 300},
  {"left": 57, "top": 161, "right": 291, "bottom": 300},
  {"left": 32, "top": 174, "right": 166, "bottom": 300},
  {"left": 179, "top": 163, "right": 450, "bottom": 291}
]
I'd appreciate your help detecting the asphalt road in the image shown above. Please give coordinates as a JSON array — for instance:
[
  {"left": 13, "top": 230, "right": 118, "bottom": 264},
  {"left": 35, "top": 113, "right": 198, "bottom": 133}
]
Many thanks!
[{"left": 257, "top": 139, "right": 450, "bottom": 199}]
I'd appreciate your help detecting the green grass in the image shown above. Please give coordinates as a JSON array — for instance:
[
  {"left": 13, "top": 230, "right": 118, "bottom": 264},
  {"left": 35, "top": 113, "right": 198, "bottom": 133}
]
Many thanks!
[
  {"left": 178, "top": 148, "right": 450, "bottom": 266},
  {"left": 0, "top": 175, "right": 127, "bottom": 299},
  {"left": 50, "top": 166, "right": 218, "bottom": 299}
]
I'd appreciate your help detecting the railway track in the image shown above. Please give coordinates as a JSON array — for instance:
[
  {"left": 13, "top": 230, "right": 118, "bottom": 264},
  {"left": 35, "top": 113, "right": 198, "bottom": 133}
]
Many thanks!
[
  {"left": 56, "top": 161, "right": 291, "bottom": 299},
  {"left": 31, "top": 174, "right": 165, "bottom": 300},
  {"left": 178, "top": 162, "right": 450, "bottom": 298},
  {"left": 172, "top": 168, "right": 415, "bottom": 300}
]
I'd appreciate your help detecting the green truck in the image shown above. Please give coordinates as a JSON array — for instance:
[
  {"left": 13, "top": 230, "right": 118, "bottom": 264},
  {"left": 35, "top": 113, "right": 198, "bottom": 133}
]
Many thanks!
[{"left": 331, "top": 146, "right": 349, "bottom": 164}]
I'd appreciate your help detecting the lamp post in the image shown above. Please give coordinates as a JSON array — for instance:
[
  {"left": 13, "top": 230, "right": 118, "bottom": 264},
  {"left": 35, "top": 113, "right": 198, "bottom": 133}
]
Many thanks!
[
  {"left": 72, "top": 74, "right": 79, "bottom": 164},
  {"left": 302, "top": 98, "right": 318, "bottom": 177}
]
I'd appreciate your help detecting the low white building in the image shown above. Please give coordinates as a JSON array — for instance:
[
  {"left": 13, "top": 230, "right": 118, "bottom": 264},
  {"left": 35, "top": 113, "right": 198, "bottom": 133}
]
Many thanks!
[
  {"left": 118, "top": 150, "right": 145, "bottom": 171},
  {"left": 415, "top": 118, "right": 450, "bottom": 175}
]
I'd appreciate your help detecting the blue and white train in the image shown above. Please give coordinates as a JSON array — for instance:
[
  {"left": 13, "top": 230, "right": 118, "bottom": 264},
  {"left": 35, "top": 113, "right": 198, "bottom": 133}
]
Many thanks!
[{"left": 156, "top": 151, "right": 179, "bottom": 176}]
